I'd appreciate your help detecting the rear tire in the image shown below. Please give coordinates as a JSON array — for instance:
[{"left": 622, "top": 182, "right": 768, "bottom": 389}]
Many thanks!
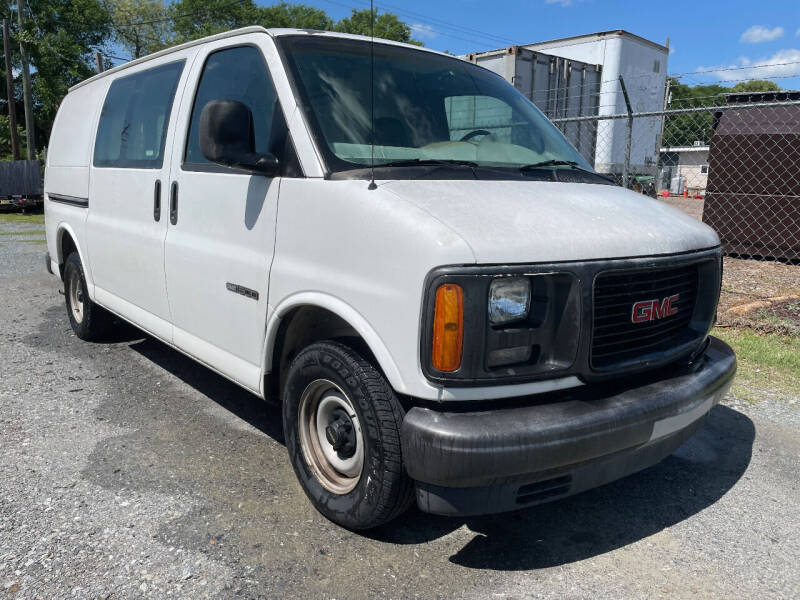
[
  {"left": 282, "top": 341, "right": 414, "bottom": 530},
  {"left": 63, "top": 252, "right": 112, "bottom": 341}
]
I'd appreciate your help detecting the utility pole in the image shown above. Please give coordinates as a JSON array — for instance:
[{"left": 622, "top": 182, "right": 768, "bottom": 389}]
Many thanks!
[
  {"left": 94, "top": 51, "right": 104, "bottom": 74},
  {"left": 16, "top": 0, "right": 35, "bottom": 159},
  {"left": 2, "top": 18, "right": 20, "bottom": 160}
]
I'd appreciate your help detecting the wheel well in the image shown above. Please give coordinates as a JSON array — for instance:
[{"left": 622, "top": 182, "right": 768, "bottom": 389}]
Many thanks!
[
  {"left": 266, "top": 306, "right": 378, "bottom": 403},
  {"left": 58, "top": 230, "right": 78, "bottom": 280}
]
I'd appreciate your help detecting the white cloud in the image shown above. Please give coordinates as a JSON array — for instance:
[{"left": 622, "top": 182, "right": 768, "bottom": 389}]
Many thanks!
[
  {"left": 545, "top": 0, "right": 575, "bottom": 6},
  {"left": 740, "top": 25, "right": 784, "bottom": 43},
  {"left": 696, "top": 48, "right": 800, "bottom": 81},
  {"left": 410, "top": 23, "right": 437, "bottom": 41}
]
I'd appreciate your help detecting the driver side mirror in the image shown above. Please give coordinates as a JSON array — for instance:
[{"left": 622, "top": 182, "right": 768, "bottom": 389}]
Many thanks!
[{"left": 199, "top": 99, "right": 279, "bottom": 176}]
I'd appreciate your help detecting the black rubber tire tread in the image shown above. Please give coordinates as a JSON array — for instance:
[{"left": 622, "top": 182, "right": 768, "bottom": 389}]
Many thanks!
[
  {"left": 282, "top": 340, "right": 414, "bottom": 530},
  {"left": 63, "top": 252, "right": 112, "bottom": 341}
]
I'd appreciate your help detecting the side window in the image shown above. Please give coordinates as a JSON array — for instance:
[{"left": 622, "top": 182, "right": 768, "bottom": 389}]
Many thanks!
[
  {"left": 185, "top": 46, "right": 279, "bottom": 166},
  {"left": 93, "top": 61, "right": 184, "bottom": 168}
]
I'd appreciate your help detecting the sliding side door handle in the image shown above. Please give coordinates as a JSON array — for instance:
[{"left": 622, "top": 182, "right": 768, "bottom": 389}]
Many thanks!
[
  {"left": 153, "top": 179, "right": 161, "bottom": 221},
  {"left": 169, "top": 181, "right": 178, "bottom": 225}
]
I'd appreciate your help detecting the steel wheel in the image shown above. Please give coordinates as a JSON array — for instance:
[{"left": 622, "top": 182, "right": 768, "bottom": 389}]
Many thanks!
[
  {"left": 67, "top": 267, "right": 85, "bottom": 324},
  {"left": 297, "top": 379, "right": 364, "bottom": 494}
]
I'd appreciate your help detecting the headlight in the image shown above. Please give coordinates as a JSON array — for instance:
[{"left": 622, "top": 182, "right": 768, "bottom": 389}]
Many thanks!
[{"left": 488, "top": 277, "right": 530, "bottom": 325}]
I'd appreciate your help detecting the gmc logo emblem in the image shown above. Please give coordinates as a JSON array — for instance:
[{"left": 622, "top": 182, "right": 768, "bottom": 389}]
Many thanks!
[{"left": 631, "top": 294, "right": 680, "bottom": 323}]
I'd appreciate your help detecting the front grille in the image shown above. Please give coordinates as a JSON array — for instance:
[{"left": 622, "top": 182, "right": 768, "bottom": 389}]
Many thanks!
[{"left": 591, "top": 264, "right": 700, "bottom": 369}]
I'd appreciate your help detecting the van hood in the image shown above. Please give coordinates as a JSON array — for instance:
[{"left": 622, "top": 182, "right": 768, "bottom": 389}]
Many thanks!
[{"left": 382, "top": 180, "right": 719, "bottom": 263}]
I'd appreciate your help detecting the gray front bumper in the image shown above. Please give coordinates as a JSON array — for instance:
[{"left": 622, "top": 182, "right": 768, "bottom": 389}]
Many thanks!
[{"left": 401, "top": 336, "right": 736, "bottom": 515}]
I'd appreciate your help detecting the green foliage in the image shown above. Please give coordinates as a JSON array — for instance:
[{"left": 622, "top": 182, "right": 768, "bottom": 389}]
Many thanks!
[
  {"left": 1, "top": 0, "right": 422, "bottom": 156},
  {"left": 26, "top": 0, "right": 111, "bottom": 143},
  {"left": 257, "top": 2, "right": 333, "bottom": 30},
  {"left": 663, "top": 77, "right": 783, "bottom": 147},
  {"left": 334, "top": 8, "right": 421, "bottom": 45},
  {"left": 0, "top": 115, "right": 26, "bottom": 160},
  {"left": 730, "top": 80, "right": 780, "bottom": 93},
  {"left": 169, "top": 2, "right": 417, "bottom": 45},
  {"left": 106, "top": 0, "right": 172, "bottom": 58},
  {"left": 169, "top": 0, "right": 261, "bottom": 42}
]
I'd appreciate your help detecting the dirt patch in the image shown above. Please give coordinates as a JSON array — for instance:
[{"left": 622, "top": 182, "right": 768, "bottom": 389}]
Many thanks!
[
  {"left": 721, "top": 296, "right": 800, "bottom": 336},
  {"left": 660, "top": 195, "right": 704, "bottom": 220},
  {"left": 718, "top": 258, "right": 800, "bottom": 331}
]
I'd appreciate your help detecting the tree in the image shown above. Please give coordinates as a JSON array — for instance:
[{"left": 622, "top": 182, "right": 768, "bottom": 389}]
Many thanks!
[
  {"left": 3, "top": 0, "right": 424, "bottom": 155},
  {"left": 730, "top": 79, "right": 780, "bottom": 93},
  {"left": 170, "top": 0, "right": 261, "bottom": 42},
  {"left": 26, "top": 0, "right": 111, "bottom": 147},
  {"left": 257, "top": 2, "right": 332, "bottom": 30},
  {"left": 106, "top": 0, "right": 172, "bottom": 59},
  {"left": 0, "top": 114, "right": 28, "bottom": 160},
  {"left": 662, "top": 77, "right": 783, "bottom": 147},
  {"left": 334, "top": 8, "right": 421, "bottom": 44}
]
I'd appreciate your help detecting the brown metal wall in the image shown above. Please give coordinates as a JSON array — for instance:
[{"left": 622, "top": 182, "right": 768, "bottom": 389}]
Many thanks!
[{"left": 703, "top": 105, "right": 800, "bottom": 261}]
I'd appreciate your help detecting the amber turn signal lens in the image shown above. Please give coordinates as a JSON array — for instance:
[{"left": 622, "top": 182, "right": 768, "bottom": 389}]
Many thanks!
[{"left": 432, "top": 283, "right": 464, "bottom": 372}]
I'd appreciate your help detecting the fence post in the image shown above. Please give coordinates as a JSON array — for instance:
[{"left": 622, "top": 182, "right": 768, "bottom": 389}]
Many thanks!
[{"left": 618, "top": 75, "right": 633, "bottom": 188}]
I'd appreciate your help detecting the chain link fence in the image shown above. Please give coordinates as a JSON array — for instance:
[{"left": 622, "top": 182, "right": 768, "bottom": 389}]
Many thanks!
[{"left": 549, "top": 89, "right": 800, "bottom": 263}]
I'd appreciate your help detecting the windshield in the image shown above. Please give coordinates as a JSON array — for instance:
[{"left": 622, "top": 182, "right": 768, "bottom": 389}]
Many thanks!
[{"left": 279, "top": 35, "right": 593, "bottom": 175}]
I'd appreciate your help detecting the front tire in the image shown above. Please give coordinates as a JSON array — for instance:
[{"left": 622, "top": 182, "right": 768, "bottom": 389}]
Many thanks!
[
  {"left": 282, "top": 341, "right": 413, "bottom": 530},
  {"left": 63, "top": 252, "right": 112, "bottom": 341}
]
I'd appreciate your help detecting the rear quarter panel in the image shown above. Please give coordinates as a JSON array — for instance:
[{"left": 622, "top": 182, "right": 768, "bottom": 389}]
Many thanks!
[{"left": 44, "top": 80, "right": 109, "bottom": 290}]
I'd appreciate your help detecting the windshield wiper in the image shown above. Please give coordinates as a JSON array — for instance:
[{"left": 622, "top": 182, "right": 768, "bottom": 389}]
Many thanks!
[
  {"left": 518, "top": 159, "right": 616, "bottom": 184},
  {"left": 377, "top": 158, "right": 479, "bottom": 168},
  {"left": 519, "top": 160, "right": 586, "bottom": 171}
]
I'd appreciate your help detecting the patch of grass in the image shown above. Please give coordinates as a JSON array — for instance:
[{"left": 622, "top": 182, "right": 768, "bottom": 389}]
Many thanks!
[
  {"left": 17, "top": 238, "right": 47, "bottom": 245},
  {"left": 0, "top": 213, "right": 45, "bottom": 225},
  {"left": 0, "top": 230, "right": 45, "bottom": 236},
  {"left": 713, "top": 327, "right": 800, "bottom": 402}
]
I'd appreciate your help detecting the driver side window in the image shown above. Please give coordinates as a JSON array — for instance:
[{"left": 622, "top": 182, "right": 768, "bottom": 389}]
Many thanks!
[{"left": 184, "top": 46, "right": 278, "bottom": 166}]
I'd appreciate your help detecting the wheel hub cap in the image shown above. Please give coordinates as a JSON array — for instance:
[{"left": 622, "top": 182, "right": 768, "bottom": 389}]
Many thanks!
[
  {"left": 298, "top": 379, "right": 364, "bottom": 494},
  {"left": 324, "top": 408, "right": 356, "bottom": 459}
]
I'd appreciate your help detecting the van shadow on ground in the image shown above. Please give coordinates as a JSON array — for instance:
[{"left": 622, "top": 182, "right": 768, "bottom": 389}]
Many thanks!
[{"left": 117, "top": 326, "right": 753, "bottom": 572}]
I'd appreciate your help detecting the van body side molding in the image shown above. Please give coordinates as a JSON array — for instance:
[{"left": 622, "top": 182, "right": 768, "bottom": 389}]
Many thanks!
[{"left": 48, "top": 193, "right": 89, "bottom": 207}]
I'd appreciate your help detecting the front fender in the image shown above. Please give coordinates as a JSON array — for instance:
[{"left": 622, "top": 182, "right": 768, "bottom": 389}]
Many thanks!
[{"left": 263, "top": 291, "right": 406, "bottom": 395}]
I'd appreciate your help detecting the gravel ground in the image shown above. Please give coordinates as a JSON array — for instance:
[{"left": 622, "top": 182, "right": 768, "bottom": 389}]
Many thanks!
[{"left": 1, "top": 216, "right": 799, "bottom": 599}]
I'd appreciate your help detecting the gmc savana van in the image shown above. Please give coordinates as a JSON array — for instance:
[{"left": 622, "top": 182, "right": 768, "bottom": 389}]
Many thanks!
[{"left": 44, "top": 27, "right": 736, "bottom": 530}]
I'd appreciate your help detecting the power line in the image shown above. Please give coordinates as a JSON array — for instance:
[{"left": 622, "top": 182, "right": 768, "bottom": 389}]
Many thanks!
[
  {"left": 671, "top": 60, "right": 800, "bottom": 79},
  {"left": 359, "top": 0, "right": 516, "bottom": 46},
  {"left": 316, "top": 0, "right": 506, "bottom": 49}
]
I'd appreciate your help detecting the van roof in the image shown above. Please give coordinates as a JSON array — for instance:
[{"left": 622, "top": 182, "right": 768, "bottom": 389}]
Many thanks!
[{"left": 70, "top": 26, "right": 449, "bottom": 92}]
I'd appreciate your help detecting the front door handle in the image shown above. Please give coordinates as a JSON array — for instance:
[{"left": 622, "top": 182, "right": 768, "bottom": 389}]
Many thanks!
[
  {"left": 153, "top": 179, "right": 161, "bottom": 221},
  {"left": 169, "top": 181, "right": 178, "bottom": 225}
]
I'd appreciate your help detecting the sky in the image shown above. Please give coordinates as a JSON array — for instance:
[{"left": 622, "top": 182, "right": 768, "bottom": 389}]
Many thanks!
[{"left": 301, "top": 0, "right": 800, "bottom": 88}]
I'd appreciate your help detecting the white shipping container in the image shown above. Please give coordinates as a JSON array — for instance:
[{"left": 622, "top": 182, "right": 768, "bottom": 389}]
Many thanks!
[
  {"left": 464, "top": 46, "right": 602, "bottom": 165},
  {"left": 524, "top": 30, "right": 669, "bottom": 175}
]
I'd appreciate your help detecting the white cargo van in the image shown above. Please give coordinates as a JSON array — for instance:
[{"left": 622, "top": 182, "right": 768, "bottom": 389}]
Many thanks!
[{"left": 44, "top": 27, "right": 735, "bottom": 530}]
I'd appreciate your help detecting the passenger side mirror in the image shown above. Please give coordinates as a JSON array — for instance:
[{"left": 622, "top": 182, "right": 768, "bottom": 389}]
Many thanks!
[{"left": 199, "top": 99, "right": 279, "bottom": 176}]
